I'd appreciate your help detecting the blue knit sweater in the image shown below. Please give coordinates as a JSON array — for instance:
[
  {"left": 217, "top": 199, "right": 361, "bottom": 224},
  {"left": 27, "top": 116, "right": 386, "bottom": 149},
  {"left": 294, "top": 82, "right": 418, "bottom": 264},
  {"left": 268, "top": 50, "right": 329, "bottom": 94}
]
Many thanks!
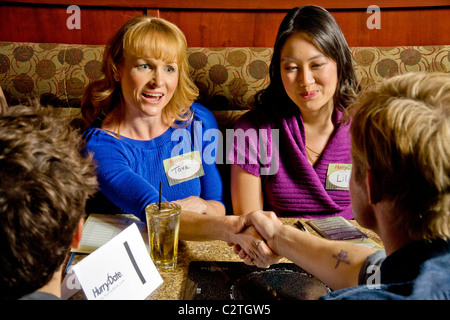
[{"left": 83, "top": 103, "right": 224, "bottom": 221}]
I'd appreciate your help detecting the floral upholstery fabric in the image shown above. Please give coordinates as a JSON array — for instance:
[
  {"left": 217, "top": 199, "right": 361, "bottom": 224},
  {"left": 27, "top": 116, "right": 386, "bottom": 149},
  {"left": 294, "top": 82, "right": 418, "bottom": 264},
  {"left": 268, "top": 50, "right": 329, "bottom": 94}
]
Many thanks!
[{"left": 0, "top": 41, "right": 449, "bottom": 120}]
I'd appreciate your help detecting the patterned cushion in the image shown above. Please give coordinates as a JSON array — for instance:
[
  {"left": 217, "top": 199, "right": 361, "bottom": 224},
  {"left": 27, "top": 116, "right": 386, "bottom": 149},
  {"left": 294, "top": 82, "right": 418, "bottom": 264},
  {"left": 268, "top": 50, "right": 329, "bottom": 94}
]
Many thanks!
[
  {"left": 0, "top": 42, "right": 449, "bottom": 114},
  {"left": 0, "top": 42, "right": 104, "bottom": 110}
]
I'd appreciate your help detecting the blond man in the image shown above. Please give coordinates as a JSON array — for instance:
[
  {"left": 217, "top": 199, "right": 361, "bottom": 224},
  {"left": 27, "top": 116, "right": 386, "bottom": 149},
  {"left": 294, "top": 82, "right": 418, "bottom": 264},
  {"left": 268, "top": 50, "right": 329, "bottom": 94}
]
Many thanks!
[{"left": 245, "top": 72, "right": 450, "bottom": 299}]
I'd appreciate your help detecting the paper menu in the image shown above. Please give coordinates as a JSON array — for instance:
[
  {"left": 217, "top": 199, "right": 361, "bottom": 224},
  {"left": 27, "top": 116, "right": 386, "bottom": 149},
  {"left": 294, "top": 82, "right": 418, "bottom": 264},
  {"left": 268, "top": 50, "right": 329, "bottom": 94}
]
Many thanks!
[
  {"left": 306, "top": 216, "right": 367, "bottom": 240},
  {"left": 72, "top": 223, "right": 163, "bottom": 300},
  {"left": 72, "top": 214, "right": 149, "bottom": 254},
  {"left": 306, "top": 216, "right": 384, "bottom": 250}
]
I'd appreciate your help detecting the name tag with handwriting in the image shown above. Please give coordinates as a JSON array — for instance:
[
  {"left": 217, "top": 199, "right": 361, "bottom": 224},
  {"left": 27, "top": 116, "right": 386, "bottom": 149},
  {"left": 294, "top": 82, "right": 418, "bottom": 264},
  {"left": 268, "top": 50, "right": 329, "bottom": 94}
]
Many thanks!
[
  {"left": 326, "top": 163, "right": 352, "bottom": 190},
  {"left": 163, "top": 151, "right": 205, "bottom": 186}
]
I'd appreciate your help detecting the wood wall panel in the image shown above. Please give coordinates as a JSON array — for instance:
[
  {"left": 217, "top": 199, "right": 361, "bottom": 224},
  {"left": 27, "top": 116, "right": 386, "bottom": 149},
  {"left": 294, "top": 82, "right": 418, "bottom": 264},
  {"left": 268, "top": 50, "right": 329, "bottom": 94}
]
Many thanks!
[
  {"left": 331, "top": 8, "right": 450, "bottom": 47},
  {"left": 159, "top": 7, "right": 450, "bottom": 47},
  {"left": 0, "top": 1, "right": 449, "bottom": 46},
  {"left": 0, "top": 4, "right": 144, "bottom": 44},
  {"left": 159, "top": 10, "right": 284, "bottom": 47}
]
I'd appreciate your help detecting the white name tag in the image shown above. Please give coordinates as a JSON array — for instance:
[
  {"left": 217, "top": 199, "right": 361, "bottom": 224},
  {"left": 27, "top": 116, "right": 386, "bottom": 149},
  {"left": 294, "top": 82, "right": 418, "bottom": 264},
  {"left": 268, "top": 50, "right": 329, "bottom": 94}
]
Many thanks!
[
  {"left": 326, "top": 163, "right": 352, "bottom": 191},
  {"left": 163, "top": 151, "right": 204, "bottom": 186},
  {"left": 72, "top": 223, "right": 163, "bottom": 300}
]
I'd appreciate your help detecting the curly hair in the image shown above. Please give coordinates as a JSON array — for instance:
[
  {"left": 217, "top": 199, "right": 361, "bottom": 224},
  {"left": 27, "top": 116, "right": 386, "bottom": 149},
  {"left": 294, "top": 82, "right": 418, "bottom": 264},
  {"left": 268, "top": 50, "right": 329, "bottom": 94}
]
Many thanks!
[
  {"left": 350, "top": 72, "right": 450, "bottom": 241},
  {"left": 0, "top": 104, "right": 98, "bottom": 299},
  {"left": 81, "top": 15, "right": 198, "bottom": 128}
]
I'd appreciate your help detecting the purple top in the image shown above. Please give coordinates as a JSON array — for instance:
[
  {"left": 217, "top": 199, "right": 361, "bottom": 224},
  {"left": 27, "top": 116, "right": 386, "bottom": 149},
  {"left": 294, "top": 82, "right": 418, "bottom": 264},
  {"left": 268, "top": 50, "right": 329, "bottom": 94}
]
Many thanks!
[{"left": 227, "top": 108, "right": 353, "bottom": 219}]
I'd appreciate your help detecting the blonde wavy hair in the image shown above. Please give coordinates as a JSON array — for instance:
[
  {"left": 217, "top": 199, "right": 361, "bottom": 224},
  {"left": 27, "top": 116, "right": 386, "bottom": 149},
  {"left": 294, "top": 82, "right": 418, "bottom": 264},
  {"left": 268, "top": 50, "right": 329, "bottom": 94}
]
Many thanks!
[
  {"left": 81, "top": 15, "right": 198, "bottom": 127},
  {"left": 350, "top": 72, "right": 450, "bottom": 241}
]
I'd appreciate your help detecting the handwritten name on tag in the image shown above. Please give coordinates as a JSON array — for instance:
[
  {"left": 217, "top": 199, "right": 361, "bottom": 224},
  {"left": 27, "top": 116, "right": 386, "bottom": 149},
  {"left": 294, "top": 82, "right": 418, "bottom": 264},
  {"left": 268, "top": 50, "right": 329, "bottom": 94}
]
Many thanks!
[
  {"left": 163, "top": 151, "right": 204, "bottom": 186},
  {"left": 72, "top": 223, "right": 163, "bottom": 300},
  {"left": 326, "top": 163, "right": 352, "bottom": 190},
  {"left": 168, "top": 158, "right": 201, "bottom": 180}
]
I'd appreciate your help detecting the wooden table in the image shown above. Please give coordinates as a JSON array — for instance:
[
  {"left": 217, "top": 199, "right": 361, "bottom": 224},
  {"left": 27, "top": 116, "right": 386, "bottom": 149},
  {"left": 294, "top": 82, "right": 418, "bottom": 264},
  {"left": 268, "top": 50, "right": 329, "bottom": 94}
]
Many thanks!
[{"left": 67, "top": 218, "right": 382, "bottom": 300}]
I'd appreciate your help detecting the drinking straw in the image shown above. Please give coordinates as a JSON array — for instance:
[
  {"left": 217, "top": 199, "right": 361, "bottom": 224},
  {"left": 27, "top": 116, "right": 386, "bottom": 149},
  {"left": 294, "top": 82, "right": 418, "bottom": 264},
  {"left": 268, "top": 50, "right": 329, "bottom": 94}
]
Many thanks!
[{"left": 158, "top": 181, "right": 162, "bottom": 210}]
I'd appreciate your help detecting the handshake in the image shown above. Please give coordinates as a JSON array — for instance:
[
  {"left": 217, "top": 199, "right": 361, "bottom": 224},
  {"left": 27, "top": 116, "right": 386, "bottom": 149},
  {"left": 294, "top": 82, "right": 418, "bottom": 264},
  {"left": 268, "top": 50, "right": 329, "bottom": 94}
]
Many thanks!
[
  {"left": 225, "top": 210, "right": 379, "bottom": 293},
  {"left": 227, "top": 210, "right": 287, "bottom": 268},
  {"left": 179, "top": 201, "right": 378, "bottom": 292}
]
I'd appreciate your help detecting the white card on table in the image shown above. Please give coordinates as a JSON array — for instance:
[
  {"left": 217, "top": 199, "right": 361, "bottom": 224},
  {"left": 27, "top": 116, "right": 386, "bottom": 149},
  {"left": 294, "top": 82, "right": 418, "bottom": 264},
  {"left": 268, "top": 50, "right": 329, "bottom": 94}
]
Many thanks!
[{"left": 72, "top": 223, "right": 163, "bottom": 300}]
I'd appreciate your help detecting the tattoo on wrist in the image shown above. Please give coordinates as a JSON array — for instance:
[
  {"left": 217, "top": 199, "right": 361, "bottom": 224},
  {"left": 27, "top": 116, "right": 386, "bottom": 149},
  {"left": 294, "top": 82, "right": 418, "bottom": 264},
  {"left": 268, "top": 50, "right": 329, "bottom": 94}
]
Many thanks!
[{"left": 332, "top": 249, "right": 350, "bottom": 269}]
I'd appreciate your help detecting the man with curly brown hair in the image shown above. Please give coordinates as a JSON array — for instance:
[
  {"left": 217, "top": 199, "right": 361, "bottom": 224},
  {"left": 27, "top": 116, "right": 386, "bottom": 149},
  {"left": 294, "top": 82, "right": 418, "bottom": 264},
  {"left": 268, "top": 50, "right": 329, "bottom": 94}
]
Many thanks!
[{"left": 0, "top": 103, "right": 98, "bottom": 300}]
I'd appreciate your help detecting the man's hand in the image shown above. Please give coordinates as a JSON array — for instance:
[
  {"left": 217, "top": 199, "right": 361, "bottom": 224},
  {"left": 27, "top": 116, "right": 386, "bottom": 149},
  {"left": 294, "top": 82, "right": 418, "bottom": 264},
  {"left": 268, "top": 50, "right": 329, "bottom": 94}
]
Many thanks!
[{"left": 229, "top": 210, "right": 283, "bottom": 268}]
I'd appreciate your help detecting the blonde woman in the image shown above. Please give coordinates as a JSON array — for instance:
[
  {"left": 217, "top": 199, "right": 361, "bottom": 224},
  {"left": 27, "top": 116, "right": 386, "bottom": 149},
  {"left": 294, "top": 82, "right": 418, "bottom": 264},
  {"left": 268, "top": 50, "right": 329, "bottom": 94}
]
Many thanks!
[
  {"left": 82, "top": 16, "right": 225, "bottom": 219},
  {"left": 81, "top": 16, "right": 279, "bottom": 264}
]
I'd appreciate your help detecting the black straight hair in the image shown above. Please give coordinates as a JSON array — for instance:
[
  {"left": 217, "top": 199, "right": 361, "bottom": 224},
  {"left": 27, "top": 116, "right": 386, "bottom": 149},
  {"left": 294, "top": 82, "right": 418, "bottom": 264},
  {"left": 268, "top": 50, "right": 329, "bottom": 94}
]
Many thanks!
[{"left": 254, "top": 5, "right": 360, "bottom": 114}]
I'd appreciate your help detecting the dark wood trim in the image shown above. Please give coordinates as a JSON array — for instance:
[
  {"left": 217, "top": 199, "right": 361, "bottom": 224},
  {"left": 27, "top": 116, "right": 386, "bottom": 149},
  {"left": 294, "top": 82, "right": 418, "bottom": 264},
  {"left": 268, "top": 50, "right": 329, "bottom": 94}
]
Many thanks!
[{"left": 2, "top": 0, "right": 450, "bottom": 9}]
